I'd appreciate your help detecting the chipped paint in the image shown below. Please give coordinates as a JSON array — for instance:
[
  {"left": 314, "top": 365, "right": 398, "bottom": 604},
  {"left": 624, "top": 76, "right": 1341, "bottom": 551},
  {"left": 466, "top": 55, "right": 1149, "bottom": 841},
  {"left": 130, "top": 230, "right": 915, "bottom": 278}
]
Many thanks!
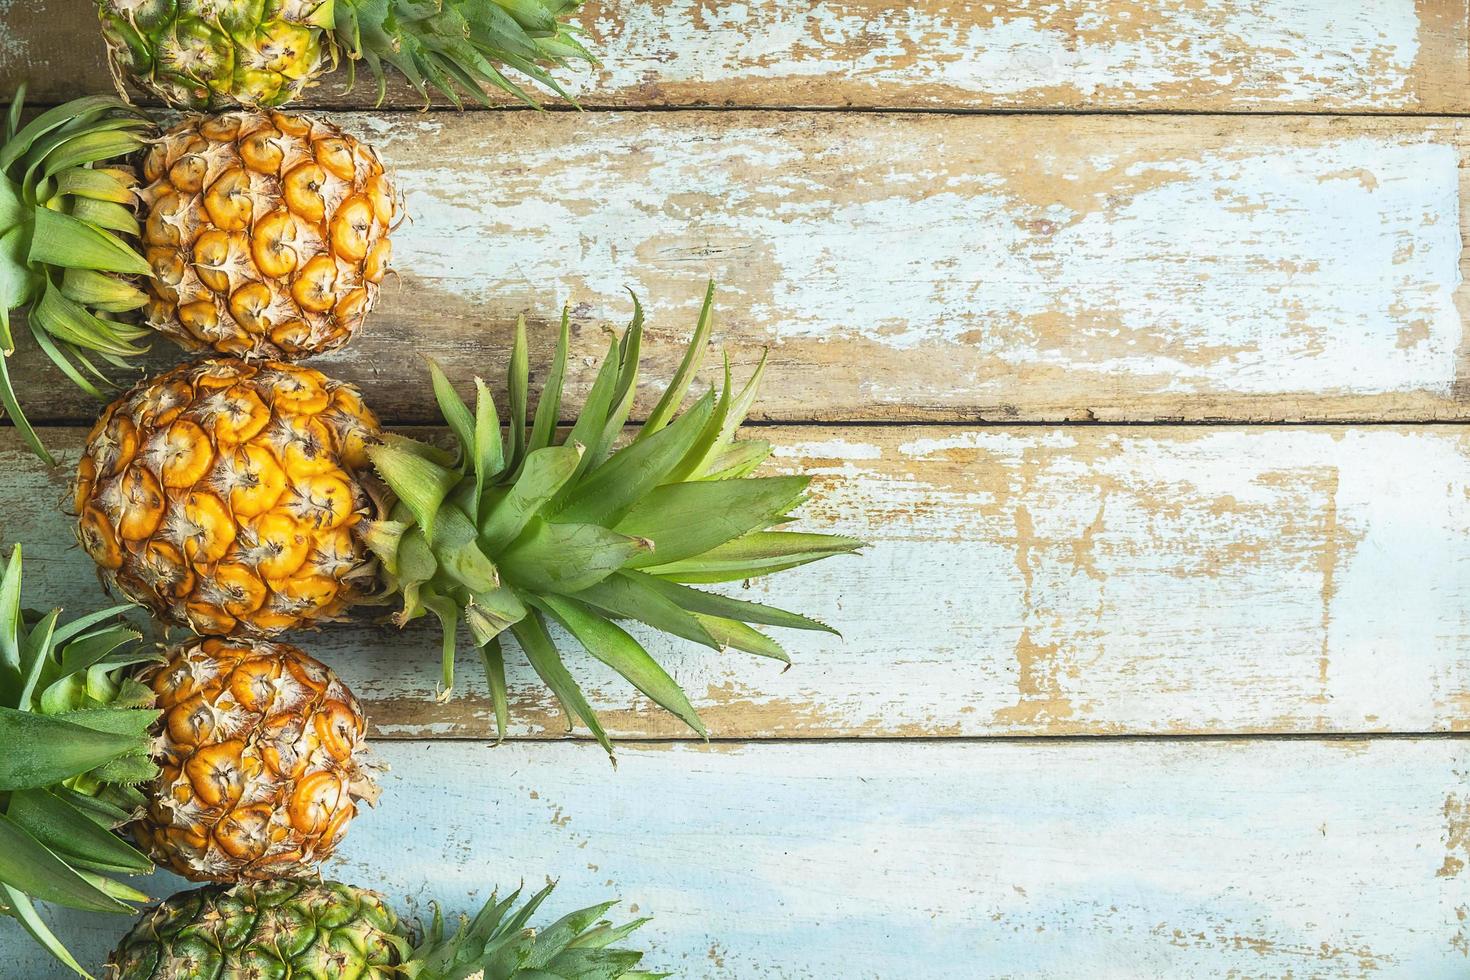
[
  {"left": 583, "top": 0, "right": 1430, "bottom": 109},
  {"left": 7, "top": 1, "right": 1469, "bottom": 112},
  {"left": 24, "top": 112, "right": 1470, "bottom": 426},
  {"left": 8, "top": 740, "right": 1467, "bottom": 977},
  {"left": 1439, "top": 789, "right": 1470, "bottom": 878},
  {"left": 7, "top": 425, "right": 1470, "bottom": 739}
]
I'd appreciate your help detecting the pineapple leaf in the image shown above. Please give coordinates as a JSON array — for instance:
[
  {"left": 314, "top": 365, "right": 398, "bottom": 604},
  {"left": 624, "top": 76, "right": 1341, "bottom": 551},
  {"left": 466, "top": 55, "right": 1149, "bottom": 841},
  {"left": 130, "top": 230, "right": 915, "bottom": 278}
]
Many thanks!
[
  {"left": 0, "top": 346, "right": 55, "bottom": 465},
  {"left": 641, "top": 280, "right": 715, "bottom": 438},
  {"left": 428, "top": 357, "right": 475, "bottom": 468},
  {"left": 696, "top": 439, "right": 773, "bottom": 482},
  {"left": 28, "top": 206, "right": 150, "bottom": 277},
  {"left": 572, "top": 572, "right": 720, "bottom": 651},
  {"left": 694, "top": 615, "right": 789, "bottom": 663},
  {"left": 83, "top": 752, "right": 157, "bottom": 787},
  {"left": 645, "top": 530, "right": 865, "bottom": 584},
  {"left": 0, "top": 708, "right": 142, "bottom": 790},
  {"left": 616, "top": 476, "right": 811, "bottom": 568},
  {"left": 589, "top": 295, "right": 645, "bottom": 468},
  {"left": 481, "top": 443, "right": 584, "bottom": 552},
  {"left": 4, "top": 789, "right": 151, "bottom": 875},
  {"left": 556, "top": 333, "right": 621, "bottom": 480},
  {"left": 525, "top": 900, "right": 622, "bottom": 969},
  {"left": 660, "top": 355, "right": 731, "bottom": 487},
  {"left": 464, "top": 587, "right": 526, "bottom": 647},
  {"left": 0, "top": 882, "right": 96, "bottom": 980},
  {"left": 421, "top": 589, "right": 461, "bottom": 696},
  {"left": 511, "top": 612, "right": 613, "bottom": 756},
  {"left": 553, "top": 389, "right": 715, "bottom": 527},
  {"left": 499, "top": 520, "right": 647, "bottom": 595},
  {"left": 0, "top": 543, "right": 23, "bottom": 691},
  {"left": 534, "top": 593, "right": 707, "bottom": 738},
  {"left": 16, "top": 608, "right": 59, "bottom": 710},
  {"left": 508, "top": 314, "right": 530, "bottom": 471},
  {"left": 369, "top": 440, "right": 461, "bottom": 545},
  {"left": 528, "top": 307, "right": 570, "bottom": 455},
  {"left": 473, "top": 376, "right": 505, "bottom": 505},
  {"left": 0, "top": 812, "right": 133, "bottom": 913},
  {"left": 620, "top": 569, "right": 839, "bottom": 636},
  {"left": 479, "top": 637, "right": 510, "bottom": 743},
  {"left": 52, "top": 166, "right": 135, "bottom": 204}
]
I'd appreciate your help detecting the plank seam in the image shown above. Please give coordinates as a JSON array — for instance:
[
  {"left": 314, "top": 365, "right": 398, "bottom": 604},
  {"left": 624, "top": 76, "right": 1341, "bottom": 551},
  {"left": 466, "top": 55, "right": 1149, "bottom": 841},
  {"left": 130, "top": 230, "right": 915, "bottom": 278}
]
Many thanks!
[
  {"left": 17, "top": 102, "right": 1470, "bottom": 120},
  {"left": 370, "top": 731, "right": 1470, "bottom": 744}
]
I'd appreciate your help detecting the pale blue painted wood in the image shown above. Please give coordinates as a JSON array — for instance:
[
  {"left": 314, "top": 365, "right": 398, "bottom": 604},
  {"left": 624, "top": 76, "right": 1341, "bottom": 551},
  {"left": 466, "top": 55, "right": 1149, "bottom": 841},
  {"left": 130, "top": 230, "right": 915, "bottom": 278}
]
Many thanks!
[{"left": 5, "top": 739, "right": 1468, "bottom": 978}]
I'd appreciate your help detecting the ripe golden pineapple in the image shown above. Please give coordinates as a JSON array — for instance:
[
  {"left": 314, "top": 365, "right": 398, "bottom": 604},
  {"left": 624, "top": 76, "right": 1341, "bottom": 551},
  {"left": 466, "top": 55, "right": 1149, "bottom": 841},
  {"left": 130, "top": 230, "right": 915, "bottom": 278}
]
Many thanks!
[
  {"left": 73, "top": 357, "right": 381, "bottom": 636},
  {"left": 77, "top": 287, "right": 862, "bottom": 750},
  {"left": 139, "top": 110, "right": 397, "bottom": 359},
  {"left": 135, "top": 637, "right": 377, "bottom": 882}
]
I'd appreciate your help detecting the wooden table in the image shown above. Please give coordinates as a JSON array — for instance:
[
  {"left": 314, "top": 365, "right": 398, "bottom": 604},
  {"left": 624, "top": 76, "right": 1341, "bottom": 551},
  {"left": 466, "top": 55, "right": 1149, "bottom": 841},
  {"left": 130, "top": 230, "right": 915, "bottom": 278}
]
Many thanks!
[{"left": 3, "top": 2, "right": 1469, "bottom": 976}]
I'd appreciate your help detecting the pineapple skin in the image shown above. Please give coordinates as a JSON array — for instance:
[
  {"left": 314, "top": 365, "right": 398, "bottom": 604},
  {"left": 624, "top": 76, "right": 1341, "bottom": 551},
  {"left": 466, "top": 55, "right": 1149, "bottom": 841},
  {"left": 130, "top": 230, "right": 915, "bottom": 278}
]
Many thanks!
[
  {"left": 108, "top": 879, "right": 405, "bottom": 978},
  {"left": 134, "top": 639, "right": 376, "bottom": 883},
  {"left": 140, "top": 110, "right": 396, "bottom": 360},
  {"left": 97, "top": 0, "right": 336, "bottom": 111},
  {"left": 73, "top": 357, "right": 380, "bottom": 636}
]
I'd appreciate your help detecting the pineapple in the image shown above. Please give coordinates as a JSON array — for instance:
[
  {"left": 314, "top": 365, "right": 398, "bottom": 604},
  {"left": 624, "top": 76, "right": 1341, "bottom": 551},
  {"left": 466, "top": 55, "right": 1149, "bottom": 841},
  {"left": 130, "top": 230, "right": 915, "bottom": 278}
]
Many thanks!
[
  {"left": 133, "top": 637, "right": 377, "bottom": 882},
  {"left": 96, "top": 0, "right": 595, "bottom": 111},
  {"left": 75, "top": 286, "right": 863, "bottom": 749},
  {"left": 0, "top": 544, "right": 162, "bottom": 978},
  {"left": 0, "top": 88, "right": 155, "bottom": 464},
  {"left": 362, "top": 285, "right": 864, "bottom": 752},
  {"left": 108, "top": 878, "right": 662, "bottom": 979},
  {"left": 72, "top": 356, "right": 380, "bottom": 636},
  {"left": 139, "top": 109, "right": 398, "bottom": 360}
]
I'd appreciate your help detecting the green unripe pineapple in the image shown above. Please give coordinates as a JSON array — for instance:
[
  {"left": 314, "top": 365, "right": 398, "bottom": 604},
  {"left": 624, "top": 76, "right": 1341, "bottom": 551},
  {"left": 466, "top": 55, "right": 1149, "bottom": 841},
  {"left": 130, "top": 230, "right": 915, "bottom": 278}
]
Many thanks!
[
  {"left": 108, "top": 878, "right": 665, "bottom": 979},
  {"left": 95, "top": 0, "right": 595, "bottom": 110}
]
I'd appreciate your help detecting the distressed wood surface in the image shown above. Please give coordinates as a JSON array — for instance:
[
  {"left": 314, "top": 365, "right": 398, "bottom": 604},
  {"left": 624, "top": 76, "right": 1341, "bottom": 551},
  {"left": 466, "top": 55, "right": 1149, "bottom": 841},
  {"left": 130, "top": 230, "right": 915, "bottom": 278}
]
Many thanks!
[
  {"left": 4, "top": 0, "right": 1469, "bottom": 112},
  {"left": 8, "top": 739, "right": 1470, "bottom": 978},
  {"left": 12, "top": 112, "right": 1470, "bottom": 425},
  {"left": 8, "top": 424, "right": 1470, "bottom": 739}
]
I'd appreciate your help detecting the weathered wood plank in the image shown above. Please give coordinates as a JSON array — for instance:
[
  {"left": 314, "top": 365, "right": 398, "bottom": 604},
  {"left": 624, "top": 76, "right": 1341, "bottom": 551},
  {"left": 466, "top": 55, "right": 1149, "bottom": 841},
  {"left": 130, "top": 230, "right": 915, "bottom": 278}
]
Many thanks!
[
  {"left": 7, "top": 424, "right": 1470, "bottom": 739},
  {"left": 9, "top": 739, "right": 1470, "bottom": 977},
  {"left": 12, "top": 112, "right": 1470, "bottom": 425},
  {"left": 5, "top": 0, "right": 1468, "bottom": 112}
]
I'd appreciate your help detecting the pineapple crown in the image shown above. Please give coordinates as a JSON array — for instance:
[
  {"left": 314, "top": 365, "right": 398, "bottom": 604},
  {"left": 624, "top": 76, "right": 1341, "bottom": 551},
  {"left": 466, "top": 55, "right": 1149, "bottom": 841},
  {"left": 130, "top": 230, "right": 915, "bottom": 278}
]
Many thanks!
[
  {"left": 0, "top": 87, "right": 154, "bottom": 464},
  {"left": 363, "top": 283, "right": 865, "bottom": 755},
  {"left": 0, "top": 544, "right": 162, "bottom": 979},
  {"left": 335, "top": 0, "right": 597, "bottom": 108},
  {"left": 407, "top": 880, "right": 666, "bottom": 980}
]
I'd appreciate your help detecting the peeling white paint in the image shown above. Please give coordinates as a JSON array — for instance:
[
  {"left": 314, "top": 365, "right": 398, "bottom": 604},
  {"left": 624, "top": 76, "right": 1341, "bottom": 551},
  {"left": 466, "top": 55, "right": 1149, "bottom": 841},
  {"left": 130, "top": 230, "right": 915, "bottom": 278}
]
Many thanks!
[
  {"left": 580, "top": 0, "right": 1428, "bottom": 108},
  {"left": 8, "top": 426, "right": 1470, "bottom": 738},
  {"left": 10, "top": 740, "right": 1468, "bottom": 977},
  {"left": 374, "top": 116, "right": 1464, "bottom": 402}
]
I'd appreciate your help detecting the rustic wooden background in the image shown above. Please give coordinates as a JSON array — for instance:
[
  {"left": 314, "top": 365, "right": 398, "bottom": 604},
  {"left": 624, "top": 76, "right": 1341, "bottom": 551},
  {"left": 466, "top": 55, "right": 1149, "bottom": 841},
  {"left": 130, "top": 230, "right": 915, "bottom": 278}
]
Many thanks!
[{"left": 4, "top": 1, "right": 1470, "bottom": 976}]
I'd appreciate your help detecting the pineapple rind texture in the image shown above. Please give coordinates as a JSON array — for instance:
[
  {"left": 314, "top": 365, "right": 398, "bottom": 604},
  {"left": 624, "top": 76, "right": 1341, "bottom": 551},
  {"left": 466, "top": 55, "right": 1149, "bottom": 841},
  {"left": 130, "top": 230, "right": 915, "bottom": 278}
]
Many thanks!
[
  {"left": 73, "top": 357, "right": 381, "bottom": 637},
  {"left": 134, "top": 638, "right": 376, "bottom": 882},
  {"left": 107, "top": 880, "right": 405, "bottom": 979},
  {"left": 96, "top": 0, "right": 335, "bottom": 111},
  {"left": 139, "top": 110, "right": 397, "bottom": 360}
]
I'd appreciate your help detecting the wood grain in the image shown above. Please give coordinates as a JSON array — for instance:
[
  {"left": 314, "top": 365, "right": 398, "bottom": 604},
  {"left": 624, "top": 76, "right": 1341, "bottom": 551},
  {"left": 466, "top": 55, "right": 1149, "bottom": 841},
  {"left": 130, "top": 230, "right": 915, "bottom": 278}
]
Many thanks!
[
  {"left": 8, "top": 424, "right": 1470, "bottom": 740},
  {"left": 11, "top": 111, "right": 1470, "bottom": 426},
  {"left": 4, "top": 0, "right": 1468, "bottom": 112},
  {"left": 9, "top": 739, "right": 1470, "bottom": 978}
]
